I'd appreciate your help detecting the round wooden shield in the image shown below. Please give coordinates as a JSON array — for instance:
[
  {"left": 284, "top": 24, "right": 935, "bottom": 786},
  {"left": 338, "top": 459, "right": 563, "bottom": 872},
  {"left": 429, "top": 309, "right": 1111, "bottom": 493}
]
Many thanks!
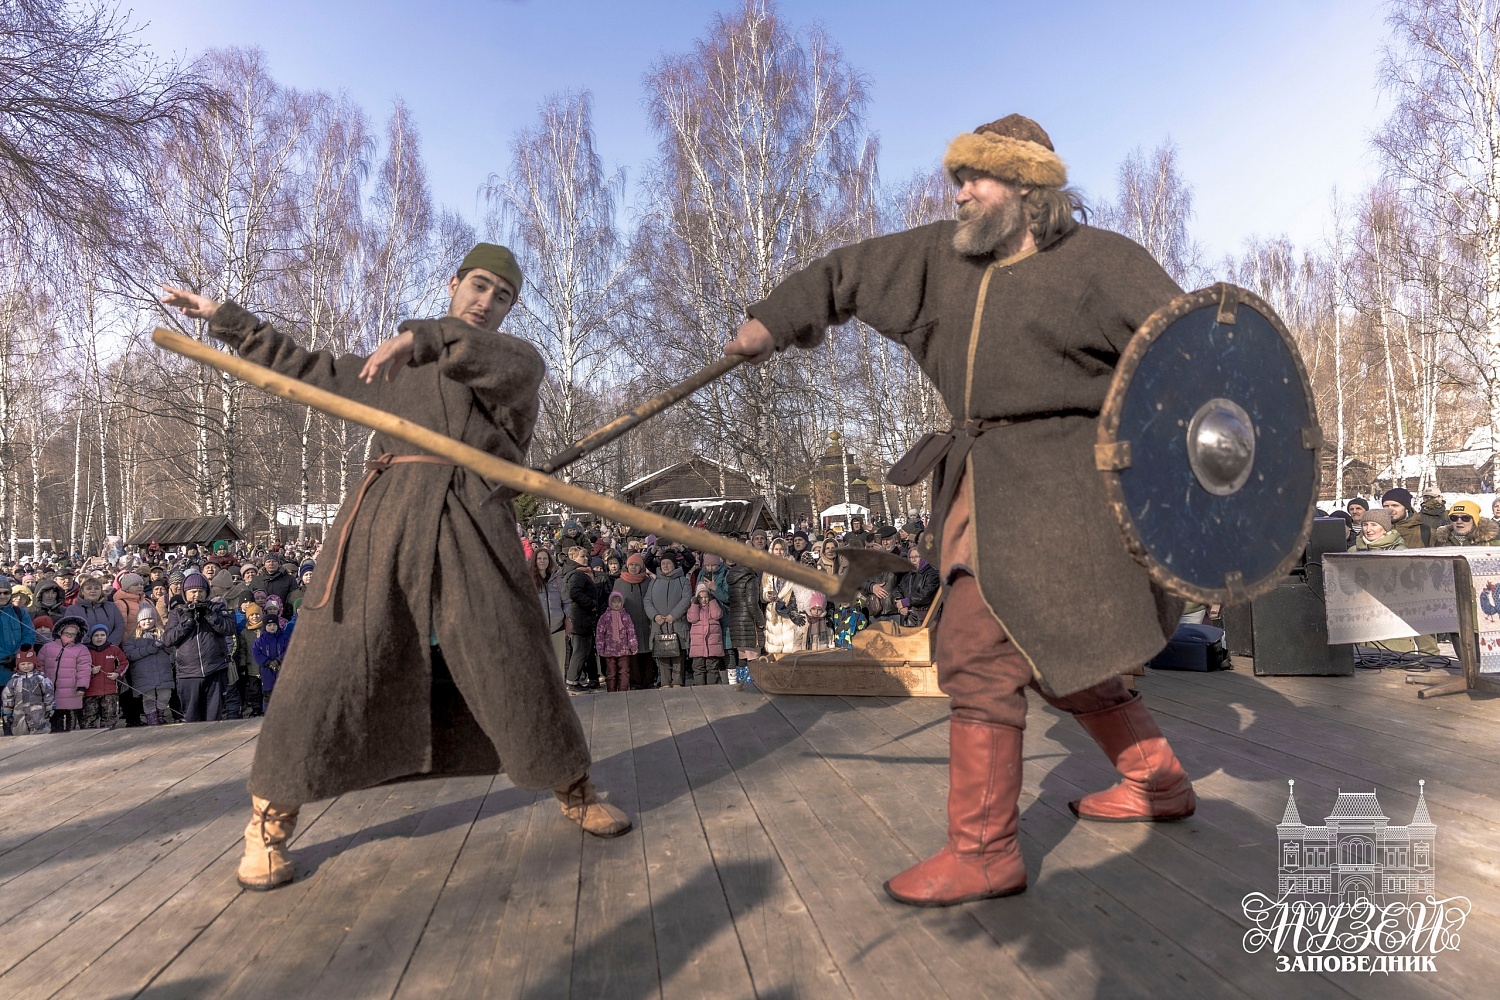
[{"left": 1095, "top": 283, "right": 1321, "bottom": 605}]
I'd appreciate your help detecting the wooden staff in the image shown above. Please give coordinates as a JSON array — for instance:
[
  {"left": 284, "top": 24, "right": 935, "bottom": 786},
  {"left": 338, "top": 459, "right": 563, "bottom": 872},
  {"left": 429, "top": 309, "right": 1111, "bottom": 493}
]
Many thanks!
[
  {"left": 535, "top": 355, "right": 745, "bottom": 474},
  {"left": 152, "top": 328, "right": 907, "bottom": 603}
]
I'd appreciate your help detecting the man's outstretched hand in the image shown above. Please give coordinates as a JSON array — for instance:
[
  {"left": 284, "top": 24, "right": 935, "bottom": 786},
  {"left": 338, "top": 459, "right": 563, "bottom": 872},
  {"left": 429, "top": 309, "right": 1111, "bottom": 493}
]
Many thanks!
[
  {"left": 160, "top": 285, "right": 221, "bottom": 321},
  {"left": 359, "top": 330, "right": 416, "bottom": 384},
  {"left": 726, "top": 318, "right": 776, "bottom": 364}
]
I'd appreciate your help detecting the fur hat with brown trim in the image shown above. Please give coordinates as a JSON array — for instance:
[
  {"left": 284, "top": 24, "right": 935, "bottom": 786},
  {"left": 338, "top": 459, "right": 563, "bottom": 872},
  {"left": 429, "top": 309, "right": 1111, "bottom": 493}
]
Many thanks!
[{"left": 943, "top": 114, "right": 1067, "bottom": 188}]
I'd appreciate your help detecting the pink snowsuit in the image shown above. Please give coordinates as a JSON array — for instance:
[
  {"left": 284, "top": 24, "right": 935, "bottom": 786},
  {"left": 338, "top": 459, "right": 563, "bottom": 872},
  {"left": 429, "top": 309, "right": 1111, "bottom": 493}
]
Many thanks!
[{"left": 39, "top": 637, "right": 93, "bottom": 710}]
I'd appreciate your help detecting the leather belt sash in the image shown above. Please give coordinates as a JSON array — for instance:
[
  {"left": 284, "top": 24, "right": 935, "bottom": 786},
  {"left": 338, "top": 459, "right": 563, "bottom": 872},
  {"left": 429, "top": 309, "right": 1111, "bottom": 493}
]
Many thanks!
[
  {"left": 887, "top": 419, "right": 1011, "bottom": 558},
  {"left": 307, "top": 453, "right": 459, "bottom": 611}
]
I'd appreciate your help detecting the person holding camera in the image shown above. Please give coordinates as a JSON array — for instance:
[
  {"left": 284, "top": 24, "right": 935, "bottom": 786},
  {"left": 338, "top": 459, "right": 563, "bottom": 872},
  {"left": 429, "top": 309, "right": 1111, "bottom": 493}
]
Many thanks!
[{"left": 161, "top": 573, "right": 237, "bottom": 722}]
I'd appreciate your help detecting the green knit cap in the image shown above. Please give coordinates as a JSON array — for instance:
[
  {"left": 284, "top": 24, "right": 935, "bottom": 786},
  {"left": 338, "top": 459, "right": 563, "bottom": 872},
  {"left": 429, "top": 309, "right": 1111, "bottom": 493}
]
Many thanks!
[{"left": 457, "top": 243, "right": 523, "bottom": 294}]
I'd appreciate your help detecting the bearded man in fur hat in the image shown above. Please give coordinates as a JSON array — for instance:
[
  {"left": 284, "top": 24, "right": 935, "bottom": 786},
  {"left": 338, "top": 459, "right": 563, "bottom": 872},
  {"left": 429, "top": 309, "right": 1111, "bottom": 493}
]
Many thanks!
[
  {"left": 161, "top": 243, "right": 631, "bottom": 893},
  {"left": 728, "top": 115, "right": 1197, "bottom": 907}
]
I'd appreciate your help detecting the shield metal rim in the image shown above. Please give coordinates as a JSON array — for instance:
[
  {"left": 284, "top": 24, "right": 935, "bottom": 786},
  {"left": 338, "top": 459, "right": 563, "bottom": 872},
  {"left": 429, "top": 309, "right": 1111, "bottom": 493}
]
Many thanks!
[{"left": 1095, "top": 282, "right": 1321, "bottom": 606}]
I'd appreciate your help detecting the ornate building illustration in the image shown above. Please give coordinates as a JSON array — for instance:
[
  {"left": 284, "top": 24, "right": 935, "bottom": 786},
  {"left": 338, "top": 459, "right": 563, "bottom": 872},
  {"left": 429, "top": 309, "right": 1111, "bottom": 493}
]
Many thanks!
[{"left": 1277, "top": 780, "right": 1436, "bottom": 905}]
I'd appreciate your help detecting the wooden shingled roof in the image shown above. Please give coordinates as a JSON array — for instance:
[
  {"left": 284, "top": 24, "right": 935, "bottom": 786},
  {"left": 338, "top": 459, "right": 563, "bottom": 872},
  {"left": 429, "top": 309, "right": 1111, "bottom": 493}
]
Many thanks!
[{"left": 125, "top": 516, "right": 245, "bottom": 548}]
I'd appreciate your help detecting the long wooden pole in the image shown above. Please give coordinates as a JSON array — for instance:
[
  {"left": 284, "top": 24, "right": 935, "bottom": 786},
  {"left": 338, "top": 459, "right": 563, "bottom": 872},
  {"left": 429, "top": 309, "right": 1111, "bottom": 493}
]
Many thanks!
[
  {"left": 536, "top": 355, "right": 744, "bottom": 474},
  {"left": 152, "top": 328, "right": 896, "bottom": 602}
]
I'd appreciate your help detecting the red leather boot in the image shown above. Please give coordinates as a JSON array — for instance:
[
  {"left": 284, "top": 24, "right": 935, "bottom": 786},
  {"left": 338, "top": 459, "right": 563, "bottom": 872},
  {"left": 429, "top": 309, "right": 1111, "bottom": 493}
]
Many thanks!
[
  {"left": 1069, "top": 692, "right": 1196, "bottom": 821},
  {"left": 884, "top": 717, "right": 1027, "bottom": 906}
]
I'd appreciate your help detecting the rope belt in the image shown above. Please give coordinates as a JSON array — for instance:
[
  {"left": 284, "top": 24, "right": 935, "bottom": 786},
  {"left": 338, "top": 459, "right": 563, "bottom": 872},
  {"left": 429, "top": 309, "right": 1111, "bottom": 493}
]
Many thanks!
[{"left": 307, "top": 453, "right": 459, "bottom": 611}]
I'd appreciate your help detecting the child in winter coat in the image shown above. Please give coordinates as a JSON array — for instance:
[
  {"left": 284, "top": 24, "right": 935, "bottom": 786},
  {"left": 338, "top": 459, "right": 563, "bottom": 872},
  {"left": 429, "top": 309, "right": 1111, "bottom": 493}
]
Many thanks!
[
  {"left": 40, "top": 615, "right": 91, "bottom": 732},
  {"left": 594, "top": 591, "right": 639, "bottom": 693},
  {"left": 3, "top": 646, "right": 54, "bottom": 735},
  {"left": 124, "top": 604, "right": 176, "bottom": 725},
  {"left": 232, "top": 603, "right": 266, "bottom": 718},
  {"left": 252, "top": 612, "right": 290, "bottom": 713},
  {"left": 82, "top": 623, "right": 127, "bottom": 729},
  {"left": 686, "top": 582, "right": 725, "bottom": 686}
]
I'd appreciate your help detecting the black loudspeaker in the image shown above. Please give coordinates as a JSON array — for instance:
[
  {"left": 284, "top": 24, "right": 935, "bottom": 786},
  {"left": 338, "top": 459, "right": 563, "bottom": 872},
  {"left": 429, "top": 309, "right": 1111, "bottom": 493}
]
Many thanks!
[
  {"left": 1305, "top": 518, "right": 1350, "bottom": 565},
  {"left": 1250, "top": 571, "right": 1355, "bottom": 676},
  {"left": 1222, "top": 601, "right": 1255, "bottom": 658}
]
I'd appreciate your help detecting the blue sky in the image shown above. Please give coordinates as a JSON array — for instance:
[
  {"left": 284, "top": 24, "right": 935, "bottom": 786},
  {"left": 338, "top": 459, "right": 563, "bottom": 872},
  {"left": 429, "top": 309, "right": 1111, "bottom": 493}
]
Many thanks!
[{"left": 125, "top": 0, "right": 1390, "bottom": 263}]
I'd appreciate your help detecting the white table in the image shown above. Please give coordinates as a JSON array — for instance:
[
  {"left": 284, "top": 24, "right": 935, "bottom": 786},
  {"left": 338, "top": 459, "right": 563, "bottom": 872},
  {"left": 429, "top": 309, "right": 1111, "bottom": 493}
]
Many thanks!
[{"left": 1322, "top": 548, "right": 1500, "bottom": 698}]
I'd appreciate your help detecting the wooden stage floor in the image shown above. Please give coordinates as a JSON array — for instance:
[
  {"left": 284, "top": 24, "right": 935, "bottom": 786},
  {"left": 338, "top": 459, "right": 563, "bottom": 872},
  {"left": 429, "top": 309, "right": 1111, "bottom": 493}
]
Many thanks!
[{"left": 2, "top": 664, "right": 1498, "bottom": 999}]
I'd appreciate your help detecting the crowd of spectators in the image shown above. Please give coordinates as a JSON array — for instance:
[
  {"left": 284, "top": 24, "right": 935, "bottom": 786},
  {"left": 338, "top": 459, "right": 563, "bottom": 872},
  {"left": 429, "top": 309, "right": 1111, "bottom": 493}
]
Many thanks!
[
  {"left": 0, "top": 540, "right": 318, "bottom": 736},
  {"left": 0, "top": 510, "right": 938, "bottom": 733},
  {"left": 525, "top": 513, "right": 937, "bottom": 694}
]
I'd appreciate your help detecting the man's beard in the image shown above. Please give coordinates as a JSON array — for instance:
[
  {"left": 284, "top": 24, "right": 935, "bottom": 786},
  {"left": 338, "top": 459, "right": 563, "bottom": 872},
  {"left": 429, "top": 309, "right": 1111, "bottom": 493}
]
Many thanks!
[{"left": 952, "top": 196, "right": 1028, "bottom": 257}]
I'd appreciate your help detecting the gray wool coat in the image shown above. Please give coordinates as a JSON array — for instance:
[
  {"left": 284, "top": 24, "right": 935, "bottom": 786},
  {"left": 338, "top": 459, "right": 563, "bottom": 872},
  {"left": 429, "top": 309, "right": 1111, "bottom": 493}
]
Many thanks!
[
  {"left": 748, "top": 223, "right": 1184, "bottom": 696},
  {"left": 643, "top": 567, "right": 692, "bottom": 655},
  {"left": 209, "top": 302, "right": 590, "bottom": 803}
]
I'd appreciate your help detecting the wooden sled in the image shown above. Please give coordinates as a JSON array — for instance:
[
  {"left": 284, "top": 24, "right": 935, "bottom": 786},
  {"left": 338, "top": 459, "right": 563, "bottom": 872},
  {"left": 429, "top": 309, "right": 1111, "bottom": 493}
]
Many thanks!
[
  {"left": 748, "top": 599, "right": 945, "bottom": 698},
  {"left": 748, "top": 648, "right": 944, "bottom": 697}
]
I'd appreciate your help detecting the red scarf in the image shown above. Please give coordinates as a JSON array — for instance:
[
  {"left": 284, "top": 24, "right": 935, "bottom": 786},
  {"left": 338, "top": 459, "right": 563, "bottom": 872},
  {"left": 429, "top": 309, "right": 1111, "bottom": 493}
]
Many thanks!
[{"left": 619, "top": 570, "right": 648, "bottom": 585}]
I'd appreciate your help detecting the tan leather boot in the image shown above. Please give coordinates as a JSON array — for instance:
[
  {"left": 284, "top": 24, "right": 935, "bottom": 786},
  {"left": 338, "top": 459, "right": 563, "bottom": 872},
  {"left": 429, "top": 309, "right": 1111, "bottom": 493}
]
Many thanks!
[
  {"left": 884, "top": 717, "right": 1028, "bottom": 906},
  {"left": 1069, "top": 692, "right": 1196, "bottom": 822},
  {"left": 555, "top": 774, "right": 632, "bottom": 837},
  {"left": 237, "top": 796, "right": 300, "bottom": 890}
]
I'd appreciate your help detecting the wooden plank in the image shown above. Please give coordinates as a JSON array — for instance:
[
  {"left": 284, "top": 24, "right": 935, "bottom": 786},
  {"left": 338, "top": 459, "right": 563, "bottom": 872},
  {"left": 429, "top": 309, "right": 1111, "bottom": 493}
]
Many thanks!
[
  {"left": 391, "top": 781, "right": 541, "bottom": 1000},
  {"left": 704, "top": 688, "right": 1050, "bottom": 1000},
  {"left": 1130, "top": 685, "right": 1500, "bottom": 922},
  {"left": 0, "top": 736, "right": 263, "bottom": 999},
  {"left": 471, "top": 696, "right": 595, "bottom": 1000},
  {"left": 0, "top": 725, "right": 110, "bottom": 764},
  {"left": 307, "top": 776, "right": 493, "bottom": 1000},
  {"left": 770, "top": 694, "right": 1256, "bottom": 1000},
  {"left": 139, "top": 784, "right": 413, "bottom": 998},
  {"left": 211, "top": 780, "right": 452, "bottom": 998},
  {"left": 1152, "top": 668, "right": 1500, "bottom": 764},
  {"left": 0, "top": 724, "right": 250, "bottom": 885},
  {"left": 0, "top": 726, "right": 261, "bottom": 945},
  {"left": 47, "top": 799, "right": 338, "bottom": 1000},
  {"left": 566, "top": 691, "right": 659, "bottom": 1000},
  {"left": 1012, "top": 702, "right": 1456, "bottom": 1000},
  {"left": 667, "top": 687, "right": 852, "bottom": 999},
  {"left": 0, "top": 723, "right": 211, "bottom": 847},
  {"left": 396, "top": 695, "right": 595, "bottom": 1000},
  {"left": 623, "top": 687, "right": 759, "bottom": 1000},
  {"left": 1142, "top": 674, "right": 1500, "bottom": 835}
]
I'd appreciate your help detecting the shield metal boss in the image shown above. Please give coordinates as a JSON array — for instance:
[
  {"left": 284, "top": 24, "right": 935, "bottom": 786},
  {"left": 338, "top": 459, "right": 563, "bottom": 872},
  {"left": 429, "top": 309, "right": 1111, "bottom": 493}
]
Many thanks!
[{"left": 1095, "top": 283, "right": 1321, "bottom": 605}]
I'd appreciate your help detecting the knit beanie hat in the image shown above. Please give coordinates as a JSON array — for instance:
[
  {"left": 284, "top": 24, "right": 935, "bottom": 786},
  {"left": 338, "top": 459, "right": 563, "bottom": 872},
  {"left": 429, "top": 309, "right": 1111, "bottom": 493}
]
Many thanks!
[
  {"left": 943, "top": 114, "right": 1067, "bottom": 188},
  {"left": 1362, "top": 508, "right": 1394, "bottom": 532},
  {"left": 702, "top": 552, "right": 722, "bottom": 569},
  {"left": 1450, "top": 500, "right": 1483, "bottom": 520},
  {"left": 456, "top": 242, "right": 523, "bottom": 294},
  {"left": 32, "top": 614, "right": 53, "bottom": 632},
  {"left": 624, "top": 554, "right": 646, "bottom": 574},
  {"left": 608, "top": 591, "right": 625, "bottom": 608},
  {"left": 183, "top": 573, "right": 208, "bottom": 592},
  {"left": 1381, "top": 488, "right": 1414, "bottom": 515},
  {"left": 299, "top": 560, "right": 316, "bottom": 577},
  {"left": 695, "top": 581, "right": 713, "bottom": 596},
  {"left": 244, "top": 602, "right": 264, "bottom": 617},
  {"left": 90, "top": 623, "right": 109, "bottom": 638},
  {"left": 118, "top": 572, "right": 145, "bottom": 592},
  {"left": 1347, "top": 497, "right": 1370, "bottom": 513},
  {"left": 136, "top": 604, "right": 158, "bottom": 622}
]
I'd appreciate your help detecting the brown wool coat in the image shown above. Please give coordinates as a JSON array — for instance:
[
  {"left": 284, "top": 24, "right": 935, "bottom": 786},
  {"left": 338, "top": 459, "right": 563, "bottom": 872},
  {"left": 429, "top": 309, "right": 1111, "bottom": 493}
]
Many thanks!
[
  {"left": 748, "top": 222, "right": 1184, "bottom": 696},
  {"left": 209, "top": 302, "right": 590, "bottom": 804}
]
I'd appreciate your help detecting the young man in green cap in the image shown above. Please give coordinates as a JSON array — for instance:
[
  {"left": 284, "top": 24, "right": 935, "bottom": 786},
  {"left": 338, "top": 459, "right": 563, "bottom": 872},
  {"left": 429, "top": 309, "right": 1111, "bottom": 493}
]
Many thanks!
[{"left": 161, "top": 243, "right": 630, "bottom": 893}]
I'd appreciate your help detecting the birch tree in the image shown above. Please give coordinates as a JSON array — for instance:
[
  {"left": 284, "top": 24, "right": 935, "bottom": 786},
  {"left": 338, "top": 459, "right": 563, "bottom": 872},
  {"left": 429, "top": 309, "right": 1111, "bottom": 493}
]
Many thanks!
[
  {"left": 1378, "top": 0, "right": 1500, "bottom": 448},
  {"left": 486, "top": 90, "right": 627, "bottom": 479},
  {"left": 633, "top": 0, "right": 871, "bottom": 499},
  {"left": 1094, "top": 139, "right": 1202, "bottom": 286}
]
